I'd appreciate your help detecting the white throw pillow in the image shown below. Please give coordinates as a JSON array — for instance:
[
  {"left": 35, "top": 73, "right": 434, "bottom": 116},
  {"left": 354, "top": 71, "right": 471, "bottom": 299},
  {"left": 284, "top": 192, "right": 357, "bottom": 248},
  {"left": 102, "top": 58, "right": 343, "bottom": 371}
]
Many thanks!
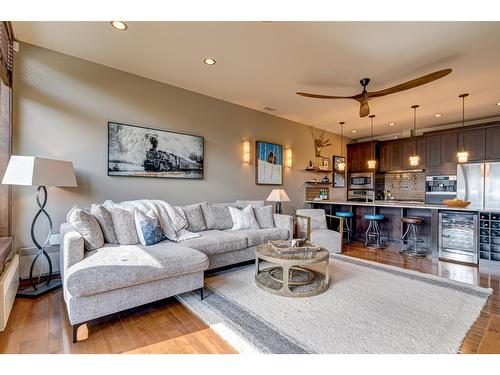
[{"left": 229, "top": 205, "right": 260, "bottom": 230}]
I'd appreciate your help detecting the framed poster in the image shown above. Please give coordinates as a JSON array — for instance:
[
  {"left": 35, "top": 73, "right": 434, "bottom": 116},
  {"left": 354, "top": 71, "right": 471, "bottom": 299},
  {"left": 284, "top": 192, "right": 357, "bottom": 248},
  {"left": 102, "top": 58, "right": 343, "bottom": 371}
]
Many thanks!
[
  {"left": 108, "top": 122, "right": 204, "bottom": 179},
  {"left": 255, "top": 141, "right": 283, "bottom": 185},
  {"left": 333, "top": 155, "right": 346, "bottom": 188}
]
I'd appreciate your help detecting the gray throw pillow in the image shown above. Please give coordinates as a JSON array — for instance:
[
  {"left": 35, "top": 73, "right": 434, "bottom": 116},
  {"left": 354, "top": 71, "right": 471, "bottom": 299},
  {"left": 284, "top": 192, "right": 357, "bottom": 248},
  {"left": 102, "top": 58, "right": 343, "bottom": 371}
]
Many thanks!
[
  {"left": 181, "top": 203, "right": 207, "bottom": 232},
  {"left": 200, "top": 202, "right": 234, "bottom": 230},
  {"left": 236, "top": 200, "right": 265, "bottom": 209},
  {"left": 109, "top": 207, "right": 140, "bottom": 245},
  {"left": 254, "top": 205, "right": 275, "bottom": 229},
  {"left": 90, "top": 204, "right": 118, "bottom": 244},
  {"left": 69, "top": 209, "right": 104, "bottom": 250}
]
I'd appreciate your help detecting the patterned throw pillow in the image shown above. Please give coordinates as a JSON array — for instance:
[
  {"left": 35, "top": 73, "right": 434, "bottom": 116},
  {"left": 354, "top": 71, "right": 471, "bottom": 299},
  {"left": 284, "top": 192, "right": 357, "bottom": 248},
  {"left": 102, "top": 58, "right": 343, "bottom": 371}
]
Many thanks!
[
  {"left": 254, "top": 205, "right": 275, "bottom": 229},
  {"left": 134, "top": 210, "right": 166, "bottom": 246},
  {"left": 180, "top": 203, "right": 207, "bottom": 232},
  {"left": 90, "top": 204, "right": 118, "bottom": 244},
  {"left": 229, "top": 205, "right": 260, "bottom": 230},
  {"left": 200, "top": 202, "right": 234, "bottom": 230},
  {"left": 109, "top": 207, "right": 140, "bottom": 245},
  {"left": 68, "top": 209, "right": 104, "bottom": 250}
]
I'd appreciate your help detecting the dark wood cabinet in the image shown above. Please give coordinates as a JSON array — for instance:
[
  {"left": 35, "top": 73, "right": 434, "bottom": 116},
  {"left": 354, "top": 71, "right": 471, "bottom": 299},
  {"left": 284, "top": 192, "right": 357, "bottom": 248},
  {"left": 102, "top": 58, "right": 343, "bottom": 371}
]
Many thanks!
[
  {"left": 379, "top": 143, "right": 390, "bottom": 172},
  {"left": 485, "top": 126, "right": 500, "bottom": 159},
  {"left": 461, "top": 128, "right": 485, "bottom": 161},
  {"left": 347, "top": 141, "right": 379, "bottom": 173},
  {"left": 388, "top": 141, "right": 403, "bottom": 171},
  {"left": 401, "top": 137, "right": 426, "bottom": 169},
  {"left": 441, "top": 132, "right": 459, "bottom": 166},
  {"left": 426, "top": 134, "right": 442, "bottom": 167}
]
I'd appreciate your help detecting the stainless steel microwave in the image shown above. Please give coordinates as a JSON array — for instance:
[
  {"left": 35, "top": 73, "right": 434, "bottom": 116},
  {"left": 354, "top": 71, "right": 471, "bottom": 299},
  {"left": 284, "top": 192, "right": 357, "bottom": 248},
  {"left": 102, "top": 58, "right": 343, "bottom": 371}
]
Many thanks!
[{"left": 348, "top": 172, "right": 374, "bottom": 190}]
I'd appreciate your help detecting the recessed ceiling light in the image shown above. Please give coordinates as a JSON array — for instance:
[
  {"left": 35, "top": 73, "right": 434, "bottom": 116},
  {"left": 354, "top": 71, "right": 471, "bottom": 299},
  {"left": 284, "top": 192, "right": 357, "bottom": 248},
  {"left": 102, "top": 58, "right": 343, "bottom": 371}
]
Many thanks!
[
  {"left": 110, "top": 21, "right": 127, "bottom": 31},
  {"left": 262, "top": 21, "right": 273, "bottom": 23},
  {"left": 351, "top": 130, "right": 357, "bottom": 133},
  {"left": 496, "top": 102, "right": 500, "bottom": 106},
  {"left": 389, "top": 123, "right": 396, "bottom": 126},
  {"left": 203, "top": 58, "right": 216, "bottom": 65},
  {"left": 434, "top": 113, "right": 443, "bottom": 118}
]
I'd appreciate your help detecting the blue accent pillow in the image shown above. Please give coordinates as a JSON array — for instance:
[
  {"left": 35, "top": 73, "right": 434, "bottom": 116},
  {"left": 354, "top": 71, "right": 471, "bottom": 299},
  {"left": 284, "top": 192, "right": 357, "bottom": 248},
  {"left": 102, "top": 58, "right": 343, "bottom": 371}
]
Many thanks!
[{"left": 134, "top": 210, "right": 166, "bottom": 246}]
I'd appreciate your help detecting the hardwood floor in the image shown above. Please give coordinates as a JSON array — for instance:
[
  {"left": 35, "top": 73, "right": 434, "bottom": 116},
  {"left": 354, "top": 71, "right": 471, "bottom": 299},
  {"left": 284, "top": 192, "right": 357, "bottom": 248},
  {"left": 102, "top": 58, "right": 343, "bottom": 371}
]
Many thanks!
[{"left": 0, "top": 241, "right": 499, "bottom": 354}]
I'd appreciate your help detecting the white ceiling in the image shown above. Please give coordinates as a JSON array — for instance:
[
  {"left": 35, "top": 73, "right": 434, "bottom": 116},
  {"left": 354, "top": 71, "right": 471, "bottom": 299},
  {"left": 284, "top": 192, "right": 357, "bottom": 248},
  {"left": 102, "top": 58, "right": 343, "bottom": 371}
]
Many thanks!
[{"left": 12, "top": 21, "right": 500, "bottom": 138}]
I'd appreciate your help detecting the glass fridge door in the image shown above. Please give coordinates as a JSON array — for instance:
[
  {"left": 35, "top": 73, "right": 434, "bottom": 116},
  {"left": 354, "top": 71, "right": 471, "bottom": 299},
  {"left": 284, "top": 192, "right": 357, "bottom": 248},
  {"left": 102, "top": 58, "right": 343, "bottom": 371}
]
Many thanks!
[{"left": 439, "top": 211, "right": 478, "bottom": 264}]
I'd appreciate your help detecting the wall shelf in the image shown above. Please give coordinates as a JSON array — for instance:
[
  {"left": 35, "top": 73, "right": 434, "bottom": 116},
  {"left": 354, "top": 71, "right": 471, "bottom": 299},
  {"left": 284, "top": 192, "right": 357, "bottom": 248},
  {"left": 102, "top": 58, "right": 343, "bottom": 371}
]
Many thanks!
[{"left": 304, "top": 168, "right": 333, "bottom": 173}]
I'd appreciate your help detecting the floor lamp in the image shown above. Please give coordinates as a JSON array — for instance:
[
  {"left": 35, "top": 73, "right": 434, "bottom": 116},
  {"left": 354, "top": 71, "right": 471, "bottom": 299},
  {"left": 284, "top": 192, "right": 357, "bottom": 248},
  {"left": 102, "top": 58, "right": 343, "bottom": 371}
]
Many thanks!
[{"left": 2, "top": 155, "right": 77, "bottom": 298}]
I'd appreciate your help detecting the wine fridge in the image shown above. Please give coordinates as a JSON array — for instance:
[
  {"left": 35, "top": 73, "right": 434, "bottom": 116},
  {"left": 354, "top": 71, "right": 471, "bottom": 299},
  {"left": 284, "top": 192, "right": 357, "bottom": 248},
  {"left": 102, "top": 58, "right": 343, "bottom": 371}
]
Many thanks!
[{"left": 439, "top": 211, "right": 478, "bottom": 265}]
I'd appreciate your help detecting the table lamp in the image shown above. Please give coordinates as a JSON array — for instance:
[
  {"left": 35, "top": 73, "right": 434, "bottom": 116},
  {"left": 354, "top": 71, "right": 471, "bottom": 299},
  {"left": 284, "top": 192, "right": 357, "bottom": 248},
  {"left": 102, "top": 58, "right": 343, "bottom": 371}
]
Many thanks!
[
  {"left": 2, "top": 155, "right": 77, "bottom": 297},
  {"left": 266, "top": 189, "right": 290, "bottom": 214}
]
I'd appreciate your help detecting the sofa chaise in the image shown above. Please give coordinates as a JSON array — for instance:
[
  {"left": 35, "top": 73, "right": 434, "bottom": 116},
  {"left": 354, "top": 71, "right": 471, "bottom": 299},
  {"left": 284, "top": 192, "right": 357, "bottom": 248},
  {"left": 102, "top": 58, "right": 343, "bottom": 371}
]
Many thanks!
[{"left": 60, "top": 199, "right": 293, "bottom": 342}]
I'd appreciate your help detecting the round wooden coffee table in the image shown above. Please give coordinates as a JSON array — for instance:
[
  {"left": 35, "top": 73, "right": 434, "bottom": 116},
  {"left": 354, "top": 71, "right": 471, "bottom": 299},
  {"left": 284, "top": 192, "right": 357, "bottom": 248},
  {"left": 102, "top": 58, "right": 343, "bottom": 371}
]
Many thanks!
[{"left": 255, "top": 242, "right": 330, "bottom": 298}]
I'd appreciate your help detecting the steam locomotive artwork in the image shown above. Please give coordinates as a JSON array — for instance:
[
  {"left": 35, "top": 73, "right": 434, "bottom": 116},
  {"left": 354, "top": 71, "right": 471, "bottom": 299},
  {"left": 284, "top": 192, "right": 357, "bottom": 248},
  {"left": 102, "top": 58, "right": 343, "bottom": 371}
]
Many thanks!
[{"left": 108, "top": 122, "right": 204, "bottom": 179}]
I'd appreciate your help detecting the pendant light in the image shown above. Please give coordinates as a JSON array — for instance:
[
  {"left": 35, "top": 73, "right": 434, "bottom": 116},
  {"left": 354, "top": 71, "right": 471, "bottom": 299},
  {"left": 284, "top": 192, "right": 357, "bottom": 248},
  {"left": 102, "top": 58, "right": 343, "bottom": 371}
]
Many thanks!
[
  {"left": 409, "top": 104, "right": 420, "bottom": 166},
  {"left": 367, "top": 115, "right": 376, "bottom": 169},
  {"left": 338, "top": 122, "right": 346, "bottom": 171},
  {"left": 457, "top": 93, "right": 470, "bottom": 163}
]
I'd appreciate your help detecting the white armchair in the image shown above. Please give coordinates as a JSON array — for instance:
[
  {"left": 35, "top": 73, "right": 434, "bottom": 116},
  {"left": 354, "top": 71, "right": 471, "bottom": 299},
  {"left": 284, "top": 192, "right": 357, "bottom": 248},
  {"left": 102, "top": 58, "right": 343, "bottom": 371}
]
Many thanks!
[{"left": 295, "top": 209, "right": 343, "bottom": 254}]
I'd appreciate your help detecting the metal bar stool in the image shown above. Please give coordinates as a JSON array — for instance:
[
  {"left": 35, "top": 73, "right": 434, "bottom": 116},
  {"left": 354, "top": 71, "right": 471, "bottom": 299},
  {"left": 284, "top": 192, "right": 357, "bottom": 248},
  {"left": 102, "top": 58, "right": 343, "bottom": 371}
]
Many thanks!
[
  {"left": 400, "top": 217, "right": 427, "bottom": 257},
  {"left": 335, "top": 211, "right": 353, "bottom": 243},
  {"left": 364, "top": 214, "right": 385, "bottom": 249}
]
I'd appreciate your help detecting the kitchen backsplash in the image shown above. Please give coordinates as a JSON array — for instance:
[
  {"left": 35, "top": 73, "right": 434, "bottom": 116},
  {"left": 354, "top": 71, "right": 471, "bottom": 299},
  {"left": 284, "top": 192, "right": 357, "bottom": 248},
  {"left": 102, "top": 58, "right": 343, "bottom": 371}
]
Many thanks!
[{"left": 383, "top": 172, "right": 426, "bottom": 201}]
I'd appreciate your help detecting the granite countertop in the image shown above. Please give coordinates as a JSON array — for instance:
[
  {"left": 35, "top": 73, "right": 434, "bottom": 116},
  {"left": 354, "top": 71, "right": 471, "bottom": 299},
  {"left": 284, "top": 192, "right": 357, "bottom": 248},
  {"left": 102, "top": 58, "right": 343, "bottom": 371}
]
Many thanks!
[{"left": 305, "top": 200, "right": 489, "bottom": 212}]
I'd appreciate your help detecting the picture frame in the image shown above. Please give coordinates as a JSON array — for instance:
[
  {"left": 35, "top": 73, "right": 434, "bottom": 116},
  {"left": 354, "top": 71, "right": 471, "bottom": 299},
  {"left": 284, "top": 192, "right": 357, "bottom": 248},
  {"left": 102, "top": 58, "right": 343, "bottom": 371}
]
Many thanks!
[
  {"left": 255, "top": 140, "right": 283, "bottom": 185},
  {"left": 107, "top": 121, "right": 204, "bottom": 179},
  {"left": 333, "top": 155, "right": 346, "bottom": 188}
]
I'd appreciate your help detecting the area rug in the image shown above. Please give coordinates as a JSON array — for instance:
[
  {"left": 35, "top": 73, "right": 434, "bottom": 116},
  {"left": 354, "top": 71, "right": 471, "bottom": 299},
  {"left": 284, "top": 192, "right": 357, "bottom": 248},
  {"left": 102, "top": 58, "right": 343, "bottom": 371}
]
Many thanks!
[{"left": 177, "top": 255, "right": 492, "bottom": 354}]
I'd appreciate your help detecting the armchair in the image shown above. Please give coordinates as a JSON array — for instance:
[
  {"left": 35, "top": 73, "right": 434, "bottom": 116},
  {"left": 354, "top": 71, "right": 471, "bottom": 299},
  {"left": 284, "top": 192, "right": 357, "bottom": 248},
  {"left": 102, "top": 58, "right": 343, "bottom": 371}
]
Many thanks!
[{"left": 295, "top": 209, "right": 343, "bottom": 254}]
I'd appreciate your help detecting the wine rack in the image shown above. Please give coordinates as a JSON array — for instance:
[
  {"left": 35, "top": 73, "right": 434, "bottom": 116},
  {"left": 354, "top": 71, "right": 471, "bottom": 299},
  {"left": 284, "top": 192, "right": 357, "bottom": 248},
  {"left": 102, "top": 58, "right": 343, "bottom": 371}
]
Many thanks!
[{"left": 479, "top": 212, "right": 500, "bottom": 262}]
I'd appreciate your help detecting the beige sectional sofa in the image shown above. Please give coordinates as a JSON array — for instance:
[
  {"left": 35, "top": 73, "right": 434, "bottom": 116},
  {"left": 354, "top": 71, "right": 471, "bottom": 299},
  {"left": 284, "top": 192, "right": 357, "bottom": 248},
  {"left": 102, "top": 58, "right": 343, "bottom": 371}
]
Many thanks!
[{"left": 60, "top": 199, "right": 293, "bottom": 343}]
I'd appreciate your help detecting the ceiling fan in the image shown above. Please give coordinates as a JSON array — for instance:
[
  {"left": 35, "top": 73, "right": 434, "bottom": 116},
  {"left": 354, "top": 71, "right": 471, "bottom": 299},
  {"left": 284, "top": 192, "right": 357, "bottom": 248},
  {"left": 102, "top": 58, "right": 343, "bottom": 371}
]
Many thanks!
[{"left": 296, "top": 69, "right": 452, "bottom": 117}]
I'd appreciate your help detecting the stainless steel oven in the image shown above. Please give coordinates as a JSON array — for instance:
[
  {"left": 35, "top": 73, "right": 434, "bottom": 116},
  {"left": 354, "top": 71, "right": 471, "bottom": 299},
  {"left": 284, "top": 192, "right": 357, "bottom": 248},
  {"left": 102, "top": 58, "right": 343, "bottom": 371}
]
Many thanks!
[
  {"left": 348, "top": 172, "right": 374, "bottom": 190},
  {"left": 348, "top": 190, "right": 375, "bottom": 202},
  {"left": 425, "top": 175, "right": 457, "bottom": 205}
]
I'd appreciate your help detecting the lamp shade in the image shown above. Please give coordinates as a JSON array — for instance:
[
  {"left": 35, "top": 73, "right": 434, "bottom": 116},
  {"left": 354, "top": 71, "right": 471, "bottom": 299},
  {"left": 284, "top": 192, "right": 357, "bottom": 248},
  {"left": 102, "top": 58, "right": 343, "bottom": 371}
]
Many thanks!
[
  {"left": 266, "top": 189, "right": 290, "bottom": 202},
  {"left": 1, "top": 155, "right": 77, "bottom": 187}
]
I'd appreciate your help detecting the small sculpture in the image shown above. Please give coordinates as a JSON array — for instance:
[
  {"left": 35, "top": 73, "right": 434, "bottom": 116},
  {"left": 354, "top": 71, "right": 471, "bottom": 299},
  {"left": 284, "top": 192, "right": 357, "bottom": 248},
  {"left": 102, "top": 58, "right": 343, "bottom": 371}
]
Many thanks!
[{"left": 310, "top": 128, "right": 332, "bottom": 157}]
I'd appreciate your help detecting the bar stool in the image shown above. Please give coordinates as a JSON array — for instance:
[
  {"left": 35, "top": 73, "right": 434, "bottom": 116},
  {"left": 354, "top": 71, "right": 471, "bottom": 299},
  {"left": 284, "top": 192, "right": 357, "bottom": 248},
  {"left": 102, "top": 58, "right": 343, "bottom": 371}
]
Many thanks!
[
  {"left": 363, "top": 214, "right": 385, "bottom": 249},
  {"left": 335, "top": 211, "right": 353, "bottom": 243},
  {"left": 400, "top": 217, "right": 427, "bottom": 257}
]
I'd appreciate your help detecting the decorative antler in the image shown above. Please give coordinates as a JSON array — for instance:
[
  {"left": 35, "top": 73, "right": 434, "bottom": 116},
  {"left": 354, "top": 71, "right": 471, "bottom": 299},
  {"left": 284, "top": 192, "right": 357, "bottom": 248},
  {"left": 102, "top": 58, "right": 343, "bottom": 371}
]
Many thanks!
[{"left": 310, "top": 128, "right": 332, "bottom": 157}]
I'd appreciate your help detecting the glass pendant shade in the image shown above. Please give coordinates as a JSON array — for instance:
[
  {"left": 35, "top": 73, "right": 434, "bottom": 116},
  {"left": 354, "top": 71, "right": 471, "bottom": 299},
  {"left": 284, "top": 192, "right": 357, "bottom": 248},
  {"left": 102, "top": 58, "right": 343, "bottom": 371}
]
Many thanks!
[
  {"left": 457, "top": 93, "right": 469, "bottom": 163},
  {"left": 337, "top": 161, "right": 345, "bottom": 171},
  {"left": 338, "top": 121, "right": 345, "bottom": 171},
  {"left": 367, "top": 115, "right": 376, "bottom": 169},
  {"left": 457, "top": 151, "right": 469, "bottom": 163},
  {"left": 409, "top": 155, "right": 420, "bottom": 166},
  {"left": 409, "top": 105, "right": 420, "bottom": 166}
]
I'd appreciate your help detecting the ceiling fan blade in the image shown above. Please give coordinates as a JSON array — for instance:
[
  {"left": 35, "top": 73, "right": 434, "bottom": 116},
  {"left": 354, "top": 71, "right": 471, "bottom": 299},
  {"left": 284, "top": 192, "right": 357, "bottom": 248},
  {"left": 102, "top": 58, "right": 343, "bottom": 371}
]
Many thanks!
[
  {"left": 359, "top": 100, "right": 370, "bottom": 117},
  {"left": 367, "top": 68, "right": 452, "bottom": 98},
  {"left": 296, "top": 92, "right": 354, "bottom": 99}
]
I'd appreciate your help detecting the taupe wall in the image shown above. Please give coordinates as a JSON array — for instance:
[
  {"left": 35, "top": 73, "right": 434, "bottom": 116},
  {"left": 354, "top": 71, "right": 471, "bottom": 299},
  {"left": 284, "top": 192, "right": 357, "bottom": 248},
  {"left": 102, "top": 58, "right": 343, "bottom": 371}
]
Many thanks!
[{"left": 12, "top": 43, "right": 348, "bottom": 249}]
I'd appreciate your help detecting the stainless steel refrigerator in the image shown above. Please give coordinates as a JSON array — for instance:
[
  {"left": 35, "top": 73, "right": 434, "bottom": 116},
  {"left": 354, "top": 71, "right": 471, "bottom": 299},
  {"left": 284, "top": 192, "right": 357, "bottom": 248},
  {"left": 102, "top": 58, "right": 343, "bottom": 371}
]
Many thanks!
[{"left": 457, "top": 162, "right": 500, "bottom": 210}]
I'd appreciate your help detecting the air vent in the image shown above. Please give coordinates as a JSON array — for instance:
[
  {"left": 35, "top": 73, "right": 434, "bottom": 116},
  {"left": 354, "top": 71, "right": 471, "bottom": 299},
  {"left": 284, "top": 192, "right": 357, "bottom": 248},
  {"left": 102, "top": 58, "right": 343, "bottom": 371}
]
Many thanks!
[{"left": 263, "top": 107, "right": 276, "bottom": 112}]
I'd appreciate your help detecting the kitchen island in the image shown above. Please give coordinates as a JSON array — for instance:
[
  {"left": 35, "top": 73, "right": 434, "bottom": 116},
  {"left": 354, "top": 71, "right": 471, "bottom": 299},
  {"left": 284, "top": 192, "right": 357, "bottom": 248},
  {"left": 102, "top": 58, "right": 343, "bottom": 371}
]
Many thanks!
[{"left": 305, "top": 200, "right": 483, "bottom": 260}]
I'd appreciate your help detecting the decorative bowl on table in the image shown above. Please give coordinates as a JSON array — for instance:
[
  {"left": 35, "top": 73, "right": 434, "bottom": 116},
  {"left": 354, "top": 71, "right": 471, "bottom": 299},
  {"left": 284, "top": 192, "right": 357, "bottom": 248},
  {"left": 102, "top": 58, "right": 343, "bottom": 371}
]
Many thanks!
[
  {"left": 268, "top": 239, "right": 320, "bottom": 256},
  {"left": 442, "top": 198, "right": 471, "bottom": 208}
]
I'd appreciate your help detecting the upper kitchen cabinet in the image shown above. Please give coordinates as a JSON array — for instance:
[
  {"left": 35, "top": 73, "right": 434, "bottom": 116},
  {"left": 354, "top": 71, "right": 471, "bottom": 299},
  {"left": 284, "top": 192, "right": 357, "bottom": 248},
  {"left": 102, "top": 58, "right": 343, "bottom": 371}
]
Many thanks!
[
  {"left": 424, "top": 131, "right": 458, "bottom": 175},
  {"left": 388, "top": 140, "right": 403, "bottom": 171},
  {"left": 461, "top": 128, "right": 485, "bottom": 161},
  {"left": 485, "top": 125, "right": 500, "bottom": 160},
  {"left": 347, "top": 141, "right": 379, "bottom": 173}
]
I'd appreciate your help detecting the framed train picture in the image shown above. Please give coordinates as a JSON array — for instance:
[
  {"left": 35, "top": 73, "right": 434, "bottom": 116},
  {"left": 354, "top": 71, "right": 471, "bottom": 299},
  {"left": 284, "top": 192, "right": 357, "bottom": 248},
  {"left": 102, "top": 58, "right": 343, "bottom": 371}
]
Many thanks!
[
  {"left": 255, "top": 140, "right": 283, "bottom": 185},
  {"left": 108, "top": 122, "right": 204, "bottom": 179}
]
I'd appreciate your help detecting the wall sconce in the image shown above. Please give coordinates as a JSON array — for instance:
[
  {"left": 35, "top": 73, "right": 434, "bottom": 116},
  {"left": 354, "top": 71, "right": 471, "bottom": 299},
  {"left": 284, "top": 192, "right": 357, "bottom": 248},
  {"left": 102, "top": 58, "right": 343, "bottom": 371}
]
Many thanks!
[
  {"left": 242, "top": 140, "right": 251, "bottom": 164},
  {"left": 285, "top": 148, "right": 293, "bottom": 168}
]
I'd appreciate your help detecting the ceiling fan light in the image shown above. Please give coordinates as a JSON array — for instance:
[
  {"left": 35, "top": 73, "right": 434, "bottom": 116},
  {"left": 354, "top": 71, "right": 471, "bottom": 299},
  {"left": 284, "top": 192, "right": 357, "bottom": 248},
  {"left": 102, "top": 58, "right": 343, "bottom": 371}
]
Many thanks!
[
  {"left": 367, "top": 160, "right": 376, "bottom": 169},
  {"left": 409, "top": 155, "right": 420, "bottom": 166},
  {"left": 457, "top": 151, "right": 469, "bottom": 163}
]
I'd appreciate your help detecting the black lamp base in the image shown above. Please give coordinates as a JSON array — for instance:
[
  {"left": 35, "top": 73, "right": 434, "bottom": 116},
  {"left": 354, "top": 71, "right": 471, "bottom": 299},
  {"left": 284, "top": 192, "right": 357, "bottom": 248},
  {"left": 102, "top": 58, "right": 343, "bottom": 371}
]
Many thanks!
[
  {"left": 17, "top": 278, "right": 62, "bottom": 299},
  {"left": 275, "top": 202, "right": 283, "bottom": 215}
]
